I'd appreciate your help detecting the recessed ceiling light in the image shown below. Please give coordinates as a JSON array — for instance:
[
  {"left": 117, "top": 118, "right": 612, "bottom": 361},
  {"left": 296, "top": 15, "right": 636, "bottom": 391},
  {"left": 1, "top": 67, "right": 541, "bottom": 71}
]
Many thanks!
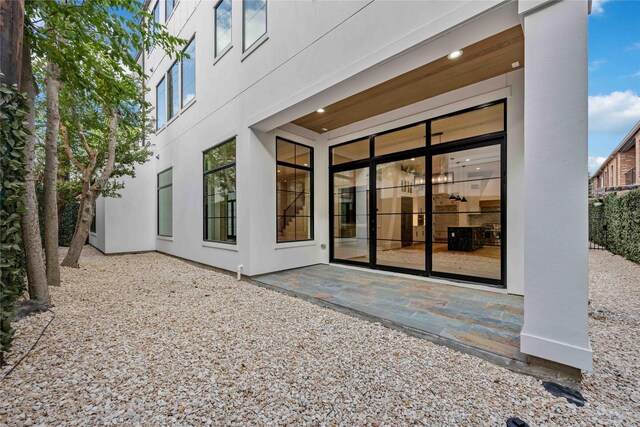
[
  {"left": 322, "top": 128, "right": 328, "bottom": 131},
  {"left": 277, "top": 170, "right": 281, "bottom": 173},
  {"left": 304, "top": 163, "right": 308, "bottom": 166},
  {"left": 512, "top": 61, "right": 520, "bottom": 68},
  {"left": 465, "top": 158, "right": 470, "bottom": 162},
  {"left": 316, "top": 108, "right": 325, "bottom": 113},
  {"left": 447, "top": 50, "right": 463, "bottom": 60},
  {"left": 476, "top": 167, "right": 481, "bottom": 170}
]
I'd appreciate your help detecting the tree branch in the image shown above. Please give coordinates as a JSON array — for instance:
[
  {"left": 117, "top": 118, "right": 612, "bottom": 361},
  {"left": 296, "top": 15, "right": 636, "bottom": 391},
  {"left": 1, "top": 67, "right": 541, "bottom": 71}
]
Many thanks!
[
  {"left": 60, "top": 123, "right": 84, "bottom": 171},
  {"left": 91, "top": 110, "right": 118, "bottom": 191}
]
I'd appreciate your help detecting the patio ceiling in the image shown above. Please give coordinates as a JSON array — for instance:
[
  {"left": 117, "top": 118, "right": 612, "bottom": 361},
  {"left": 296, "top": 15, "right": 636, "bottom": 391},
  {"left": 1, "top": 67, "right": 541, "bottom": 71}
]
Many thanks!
[{"left": 292, "top": 25, "right": 524, "bottom": 134}]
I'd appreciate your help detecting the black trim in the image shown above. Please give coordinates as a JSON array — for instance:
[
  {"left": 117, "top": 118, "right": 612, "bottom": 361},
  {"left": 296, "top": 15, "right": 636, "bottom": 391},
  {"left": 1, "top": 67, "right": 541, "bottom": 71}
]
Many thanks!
[
  {"left": 328, "top": 99, "right": 507, "bottom": 288},
  {"left": 276, "top": 137, "right": 314, "bottom": 243},
  {"left": 157, "top": 167, "right": 173, "bottom": 237},
  {"left": 203, "top": 138, "right": 237, "bottom": 244}
]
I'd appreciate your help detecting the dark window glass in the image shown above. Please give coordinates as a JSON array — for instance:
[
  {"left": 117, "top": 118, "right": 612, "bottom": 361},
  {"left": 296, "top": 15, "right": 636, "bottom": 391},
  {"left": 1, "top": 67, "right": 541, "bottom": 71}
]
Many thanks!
[
  {"left": 167, "top": 61, "right": 179, "bottom": 120},
  {"left": 243, "top": 0, "right": 266, "bottom": 51},
  {"left": 181, "top": 38, "right": 196, "bottom": 106},
  {"left": 276, "top": 138, "right": 313, "bottom": 242},
  {"left": 150, "top": 2, "right": 160, "bottom": 49},
  {"left": 215, "top": 0, "right": 232, "bottom": 57},
  {"left": 156, "top": 77, "right": 166, "bottom": 129},
  {"left": 158, "top": 169, "right": 173, "bottom": 237},
  {"left": 90, "top": 213, "right": 96, "bottom": 233},
  {"left": 204, "top": 139, "right": 236, "bottom": 243}
]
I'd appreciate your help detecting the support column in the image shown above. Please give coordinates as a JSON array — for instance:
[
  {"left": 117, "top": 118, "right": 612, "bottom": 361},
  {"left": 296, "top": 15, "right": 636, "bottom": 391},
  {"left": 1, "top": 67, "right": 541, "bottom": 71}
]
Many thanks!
[{"left": 519, "top": 0, "right": 592, "bottom": 370}]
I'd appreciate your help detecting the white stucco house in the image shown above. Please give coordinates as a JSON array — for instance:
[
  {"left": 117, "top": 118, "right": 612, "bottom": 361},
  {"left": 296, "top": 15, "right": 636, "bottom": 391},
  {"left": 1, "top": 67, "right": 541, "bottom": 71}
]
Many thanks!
[{"left": 90, "top": 0, "right": 593, "bottom": 371}]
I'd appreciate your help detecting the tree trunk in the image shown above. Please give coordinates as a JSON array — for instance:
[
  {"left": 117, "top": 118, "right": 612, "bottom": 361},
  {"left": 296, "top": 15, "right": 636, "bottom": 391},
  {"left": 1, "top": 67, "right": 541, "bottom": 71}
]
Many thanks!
[
  {"left": 0, "top": 0, "right": 25, "bottom": 87},
  {"left": 61, "top": 194, "right": 95, "bottom": 268},
  {"left": 43, "top": 61, "right": 62, "bottom": 287},
  {"left": 19, "top": 38, "right": 50, "bottom": 304}
]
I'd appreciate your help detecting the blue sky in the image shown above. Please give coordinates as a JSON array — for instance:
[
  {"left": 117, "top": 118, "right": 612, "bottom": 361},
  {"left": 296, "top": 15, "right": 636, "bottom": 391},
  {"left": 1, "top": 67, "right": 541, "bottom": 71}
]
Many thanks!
[{"left": 588, "top": 0, "right": 640, "bottom": 173}]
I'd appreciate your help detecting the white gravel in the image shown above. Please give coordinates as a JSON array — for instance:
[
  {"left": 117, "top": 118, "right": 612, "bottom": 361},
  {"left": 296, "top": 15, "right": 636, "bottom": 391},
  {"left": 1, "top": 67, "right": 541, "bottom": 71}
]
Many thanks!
[{"left": 1, "top": 246, "right": 638, "bottom": 426}]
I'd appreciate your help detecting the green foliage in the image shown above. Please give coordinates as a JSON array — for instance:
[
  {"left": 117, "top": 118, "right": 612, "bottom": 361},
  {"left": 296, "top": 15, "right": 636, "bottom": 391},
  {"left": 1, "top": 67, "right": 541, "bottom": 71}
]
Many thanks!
[
  {"left": 589, "top": 189, "right": 640, "bottom": 263},
  {"left": 59, "top": 201, "right": 79, "bottom": 247},
  {"left": 0, "top": 83, "right": 29, "bottom": 360}
]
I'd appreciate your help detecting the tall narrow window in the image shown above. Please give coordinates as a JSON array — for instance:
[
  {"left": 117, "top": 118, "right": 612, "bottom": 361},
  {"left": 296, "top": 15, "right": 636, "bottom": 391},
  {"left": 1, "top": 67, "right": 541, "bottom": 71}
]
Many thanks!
[
  {"left": 90, "top": 213, "right": 96, "bottom": 233},
  {"left": 156, "top": 77, "right": 166, "bottom": 129},
  {"left": 150, "top": 2, "right": 160, "bottom": 49},
  {"left": 166, "top": 0, "right": 175, "bottom": 20},
  {"left": 215, "top": 0, "right": 232, "bottom": 57},
  {"left": 204, "top": 139, "right": 236, "bottom": 243},
  {"left": 276, "top": 138, "right": 313, "bottom": 242},
  {"left": 167, "top": 61, "right": 179, "bottom": 120},
  {"left": 243, "top": 0, "right": 266, "bottom": 51},
  {"left": 158, "top": 168, "right": 173, "bottom": 237},
  {"left": 181, "top": 38, "right": 196, "bottom": 106}
]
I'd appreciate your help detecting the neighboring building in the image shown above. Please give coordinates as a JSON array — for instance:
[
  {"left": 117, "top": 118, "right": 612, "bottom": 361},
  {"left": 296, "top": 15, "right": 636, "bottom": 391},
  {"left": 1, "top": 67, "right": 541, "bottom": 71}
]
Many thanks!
[
  {"left": 90, "top": 0, "right": 594, "bottom": 371},
  {"left": 591, "top": 121, "right": 640, "bottom": 196}
]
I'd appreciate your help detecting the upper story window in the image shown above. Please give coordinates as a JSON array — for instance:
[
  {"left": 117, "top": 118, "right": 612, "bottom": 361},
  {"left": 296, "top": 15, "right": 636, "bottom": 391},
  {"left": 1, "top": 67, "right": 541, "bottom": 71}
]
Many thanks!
[
  {"left": 181, "top": 37, "right": 196, "bottom": 106},
  {"left": 215, "top": 0, "right": 232, "bottom": 57},
  {"left": 243, "top": 0, "right": 266, "bottom": 52},
  {"left": 156, "top": 76, "right": 166, "bottom": 129},
  {"left": 166, "top": 0, "right": 176, "bottom": 20},
  {"left": 167, "top": 61, "right": 179, "bottom": 120},
  {"left": 204, "top": 139, "right": 237, "bottom": 243},
  {"left": 276, "top": 138, "right": 313, "bottom": 242},
  {"left": 150, "top": 2, "right": 160, "bottom": 49}
]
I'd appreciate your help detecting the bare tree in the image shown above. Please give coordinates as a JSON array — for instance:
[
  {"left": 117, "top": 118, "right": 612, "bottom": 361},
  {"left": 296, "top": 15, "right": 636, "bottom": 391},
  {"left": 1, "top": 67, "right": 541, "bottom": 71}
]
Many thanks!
[
  {"left": 20, "top": 38, "right": 49, "bottom": 304},
  {"left": 43, "top": 61, "right": 61, "bottom": 287},
  {"left": 61, "top": 111, "right": 118, "bottom": 268}
]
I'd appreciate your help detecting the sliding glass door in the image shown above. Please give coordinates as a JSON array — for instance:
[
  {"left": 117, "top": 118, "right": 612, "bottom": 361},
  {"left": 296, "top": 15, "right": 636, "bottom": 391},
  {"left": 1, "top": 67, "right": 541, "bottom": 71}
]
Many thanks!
[{"left": 329, "top": 101, "right": 506, "bottom": 287}]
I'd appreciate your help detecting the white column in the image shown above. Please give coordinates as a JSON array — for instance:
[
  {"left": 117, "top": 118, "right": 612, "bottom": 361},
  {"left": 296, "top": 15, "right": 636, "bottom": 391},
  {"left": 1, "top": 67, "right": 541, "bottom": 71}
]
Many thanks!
[{"left": 519, "top": 0, "right": 592, "bottom": 370}]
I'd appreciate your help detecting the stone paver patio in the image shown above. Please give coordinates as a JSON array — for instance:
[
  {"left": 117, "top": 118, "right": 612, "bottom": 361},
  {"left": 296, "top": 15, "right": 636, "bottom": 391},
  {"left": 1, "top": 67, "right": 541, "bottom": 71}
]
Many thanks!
[{"left": 254, "top": 264, "right": 525, "bottom": 364}]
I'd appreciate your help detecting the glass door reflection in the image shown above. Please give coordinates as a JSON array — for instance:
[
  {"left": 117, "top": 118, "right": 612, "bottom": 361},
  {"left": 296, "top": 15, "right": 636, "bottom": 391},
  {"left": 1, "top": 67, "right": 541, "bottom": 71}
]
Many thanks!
[
  {"left": 332, "top": 167, "right": 370, "bottom": 264},
  {"left": 375, "top": 157, "right": 426, "bottom": 271},
  {"left": 430, "top": 143, "right": 502, "bottom": 280}
]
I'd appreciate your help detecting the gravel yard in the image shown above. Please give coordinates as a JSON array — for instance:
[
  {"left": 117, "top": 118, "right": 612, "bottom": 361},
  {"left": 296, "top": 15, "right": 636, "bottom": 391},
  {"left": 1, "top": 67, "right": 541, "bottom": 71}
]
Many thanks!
[{"left": 1, "top": 247, "right": 638, "bottom": 426}]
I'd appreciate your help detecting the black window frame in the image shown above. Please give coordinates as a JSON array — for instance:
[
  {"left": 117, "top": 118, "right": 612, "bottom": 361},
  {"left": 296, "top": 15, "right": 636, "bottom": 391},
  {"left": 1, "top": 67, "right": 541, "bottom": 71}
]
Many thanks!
[
  {"left": 276, "top": 137, "right": 314, "bottom": 243},
  {"left": 157, "top": 167, "right": 173, "bottom": 237},
  {"left": 214, "top": 0, "right": 233, "bottom": 58},
  {"left": 203, "top": 138, "right": 237, "bottom": 244},
  {"left": 242, "top": 0, "right": 267, "bottom": 52},
  {"left": 328, "top": 99, "right": 507, "bottom": 288}
]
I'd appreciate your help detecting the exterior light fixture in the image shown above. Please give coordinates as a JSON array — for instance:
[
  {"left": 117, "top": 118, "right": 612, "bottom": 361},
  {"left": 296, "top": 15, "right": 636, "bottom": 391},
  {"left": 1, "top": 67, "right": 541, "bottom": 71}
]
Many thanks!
[
  {"left": 316, "top": 108, "right": 325, "bottom": 113},
  {"left": 447, "top": 49, "right": 463, "bottom": 60}
]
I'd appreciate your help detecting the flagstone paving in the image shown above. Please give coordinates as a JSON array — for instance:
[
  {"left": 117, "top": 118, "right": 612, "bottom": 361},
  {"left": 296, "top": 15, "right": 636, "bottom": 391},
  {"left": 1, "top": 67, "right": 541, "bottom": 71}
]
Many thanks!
[{"left": 254, "top": 264, "right": 525, "bottom": 361}]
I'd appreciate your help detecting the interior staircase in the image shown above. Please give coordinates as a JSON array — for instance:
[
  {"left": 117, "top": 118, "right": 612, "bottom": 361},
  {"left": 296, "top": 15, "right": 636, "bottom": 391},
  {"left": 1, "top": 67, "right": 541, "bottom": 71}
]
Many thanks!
[{"left": 278, "top": 191, "right": 306, "bottom": 240}]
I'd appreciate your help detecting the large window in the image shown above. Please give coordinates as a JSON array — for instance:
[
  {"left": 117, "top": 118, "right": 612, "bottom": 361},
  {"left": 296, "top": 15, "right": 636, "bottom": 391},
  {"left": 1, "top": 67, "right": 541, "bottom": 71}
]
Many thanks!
[
  {"left": 204, "top": 139, "right": 236, "bottom": 243},
  {"left": 181, "top": 38, "right": 196, "bottom": 106},
  {"left": 158, "top": 168, "right": 173, "bottom": 237},
  {"left": 167, "top": 61, "right": 179, "bottom": 120},
  {"left": 243, "top": 0, "right": 266, "bottom": 51},
  {"left": 156, "top": 77, "right": 166, "bottom": 129},
  {"left": 215, "top": 0, "right": 232, "bottom": 57},
  {"left": 276, "top": 138, "right": 313, "bottom": 242}
]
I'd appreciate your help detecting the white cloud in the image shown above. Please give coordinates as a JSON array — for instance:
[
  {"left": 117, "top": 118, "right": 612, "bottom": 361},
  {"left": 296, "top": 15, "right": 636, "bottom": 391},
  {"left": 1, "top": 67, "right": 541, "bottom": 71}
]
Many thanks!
[
  {"left": 588, "top": 90, "right": 640, "bottom": 133},
  {"left": 591, "top": 0, "right": 611, "bottom": 15},
  {"left": 588, "top": 59, "right": 605, "bottom": 72},
  {"left": 588, "top": 156, "right": 607, "bottom": 174}
]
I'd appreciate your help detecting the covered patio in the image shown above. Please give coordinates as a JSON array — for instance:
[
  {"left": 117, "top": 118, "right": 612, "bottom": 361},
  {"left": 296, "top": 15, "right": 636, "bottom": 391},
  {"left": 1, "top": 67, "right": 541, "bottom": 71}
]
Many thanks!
[{"left": 253, "top": 264, "right": 526, "bottom": 366}]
